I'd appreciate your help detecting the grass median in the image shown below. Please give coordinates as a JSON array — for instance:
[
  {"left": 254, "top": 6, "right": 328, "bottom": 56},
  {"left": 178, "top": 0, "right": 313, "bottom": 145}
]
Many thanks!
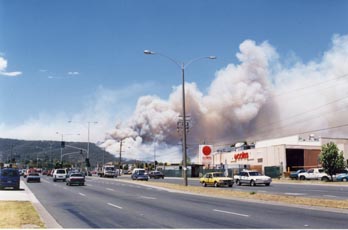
[
  {"left": 136, "top": 180, "right": 348, "bottom": 210},
  {"left": 0, "top": 201, "right": 45, "bottom": 228}
]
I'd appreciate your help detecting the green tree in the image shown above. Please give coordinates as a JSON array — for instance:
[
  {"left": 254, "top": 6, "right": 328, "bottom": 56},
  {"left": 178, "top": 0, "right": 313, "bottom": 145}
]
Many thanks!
[{"left": 320, "top": 142, "right": 345, "bottom": 181}]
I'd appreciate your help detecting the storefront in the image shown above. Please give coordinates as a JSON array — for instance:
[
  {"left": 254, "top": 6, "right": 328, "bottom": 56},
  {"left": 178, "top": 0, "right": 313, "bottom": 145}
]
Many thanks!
[{"left": 211, "top": 135, "right": 348, "bottom": 173}]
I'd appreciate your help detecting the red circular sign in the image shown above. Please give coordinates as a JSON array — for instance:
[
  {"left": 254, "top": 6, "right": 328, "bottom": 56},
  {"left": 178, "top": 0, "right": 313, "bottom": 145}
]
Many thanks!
[{"left": 202, "top": 146, "right": 212, "bottom": 156}]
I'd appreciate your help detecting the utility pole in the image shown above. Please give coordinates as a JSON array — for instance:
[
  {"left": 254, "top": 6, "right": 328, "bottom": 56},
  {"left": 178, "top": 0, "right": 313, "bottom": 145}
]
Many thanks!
[{"left": 119, "top": 139, "right": 123, "bottom": 176}]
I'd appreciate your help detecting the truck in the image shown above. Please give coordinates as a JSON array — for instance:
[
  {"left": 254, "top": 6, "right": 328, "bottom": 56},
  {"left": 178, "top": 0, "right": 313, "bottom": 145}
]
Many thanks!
[
  {"left": 298, "top": 168, "right": 330, "bottom": 181},
  {"left": 233, "top": 170, "right": 272, "bottom": 186},
  {"left": 97, "top": 164, "right": 117, "bottom": 178}
]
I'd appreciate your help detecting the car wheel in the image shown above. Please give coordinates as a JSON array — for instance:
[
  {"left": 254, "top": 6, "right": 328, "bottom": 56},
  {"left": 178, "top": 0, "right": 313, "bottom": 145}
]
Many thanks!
[
  {"left": 299, "top": 176, "right": 305, "bottom": 180},
  {"left": 236, "top": 180, "right": 241, "bottom": 186},
  {"left": 250, "top": 180, "right": 256, "bottom": 186},
  {"left": 202, "top": 182, "right": 207, "bottom": 187},
  {"left": 82, "top": 183, "right": 85, "bottom": 186},
  {"left": 265, "top": 183, "right": 270, "bottom": 186},
  {"left": 321, "top": 177, "right": 329, "bottom": 182},
  {"left": 66, "top": 182, "right": 69, "bottom": 186},
  {"left": 228, "top": 184, "right": 233, "bottom": 187},
  {"left": 214, "top": 182, "right": 219, "bottom": 187},
  {"left": 343, "top": 178, "right": 347, "bottom": 182}
]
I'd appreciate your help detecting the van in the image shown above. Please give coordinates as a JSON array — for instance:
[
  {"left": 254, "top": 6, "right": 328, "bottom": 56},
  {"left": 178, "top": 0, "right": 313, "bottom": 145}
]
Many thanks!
[
  {"left": 53, "top": 168, "right": 67, "bottom": 182},
  {"left": 0, "top": 168, "right": 20, "bottom": 190},
  {"left": 131, "top": 168, "right": 148, "bottom": 181},
  {"left": 131, "top": 168, "right": 146, "bottom": 175}
]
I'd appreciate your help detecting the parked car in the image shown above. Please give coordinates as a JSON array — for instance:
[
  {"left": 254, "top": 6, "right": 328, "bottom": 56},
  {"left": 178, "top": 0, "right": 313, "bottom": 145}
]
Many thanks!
[
  {"left": 131, "top": 169, "right": 149, "bottom": 181},
  {"left": 66, "top": 173, "right": 85, "bottom": 186},
  {"left": 26, "top": 172, "right": 41, "bottom": 183},
  {"left": 0, "top": 168, "right": 20, "bottom": 190},
  {"left": 148, "top": 171, "right": 164, "bottom": 179},
  {"left": 234, "top": 170, "right": 272, "bottom": 186},
  {"left": 298, "top": 168, "right": 330, "bottom": 181},
  {"left": 53, "top": 169, "right": 67, "bottom": 182},
  {"left": 336, "top": 173, "right": 348, "bottom": 182},
  {"left": 200, "top": 172, "right": 234, "bottom": 187},
  {"left": 289, "top": 169, "right": 306, "bottom": 180}
]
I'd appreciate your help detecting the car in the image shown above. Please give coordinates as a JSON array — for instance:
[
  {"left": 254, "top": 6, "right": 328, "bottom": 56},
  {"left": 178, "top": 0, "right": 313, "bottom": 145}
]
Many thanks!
[
  {"left": 234, "top": 170, "right": 272, "bottom": 186},
  {"left": 148, "top": 171, "right": 164, "bottom": 179},
  {"left": 289, "top": 169, "right": 306, "bottom": 180},
  {"left": 66, "top": 173, "right": 85, "bottom": 186},
  {"left": 53, "top": 169, "right": 67, "bottom": 182},
  {"left": 26, "top": 172, "right": 41, "bottom": 183},
  {"left": 131, "top": 169, "right": 149, "bottom": 181},
  {"left": 336, "top": 173, "right": 348, "bottom": 182},
  {"left": 200, "top": 172, "right": 234, "bottom": 187},
  {"left": 0, "top": 168, "right": 20, "bottom": 190}
]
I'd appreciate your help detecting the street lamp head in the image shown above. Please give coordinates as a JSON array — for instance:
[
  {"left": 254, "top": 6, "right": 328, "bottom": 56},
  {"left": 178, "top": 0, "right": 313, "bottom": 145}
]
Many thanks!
[
  {"left": 208, "top": 56, "right": 217, "bottom": 60},
  {"left": 144, "top": 50, "right": 155, "bottom": 55}
]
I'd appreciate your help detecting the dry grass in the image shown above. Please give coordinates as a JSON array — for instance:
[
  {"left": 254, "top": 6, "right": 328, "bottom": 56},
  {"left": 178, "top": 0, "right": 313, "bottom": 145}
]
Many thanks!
[
  {"left": 0, "top": 201, "right": 45, "bottom": 228},
  {"left": 138, "top": 181, "right": 348, "bottom": 210}
]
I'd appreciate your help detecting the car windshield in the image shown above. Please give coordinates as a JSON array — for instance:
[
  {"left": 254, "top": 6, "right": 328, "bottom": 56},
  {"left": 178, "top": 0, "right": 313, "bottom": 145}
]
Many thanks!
[
  {"left": 1, "top": 170, "right": 19, "bottom": 177},
  {"left": 105, "top": 167, "right": 114, "bottom": 171},
  {"left": 213, "top": 173, "right": 224, "bottom": 177},
  {"left": 56, "top": 170, "right": 66, "bottom": 174},
  {"left": 29, "top": 173, "right": 39, "bottom": 176},
  {"left": 71, "top": 173, "right": 83, "bottom": 177},
  {"left": 249, "top": 171, "right": 261, "bottom": 176}
]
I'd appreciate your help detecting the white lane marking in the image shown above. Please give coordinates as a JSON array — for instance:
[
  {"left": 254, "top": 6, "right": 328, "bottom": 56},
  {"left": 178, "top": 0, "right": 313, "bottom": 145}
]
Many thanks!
[
  {"left": 284, "top": 193, "right": 306, "bottom": 196},
  {"left": 140, "top": 196, "right": 156, "bottom": 200},
  {"left": 79, "top": 193, "right": 86, "bottom": 197},
  {"left": 107, "top": 203, "right": 123, "bottom": 209},
  {"left": 213, "top": 209, "right": 249, "bottom": 217},
  {"left": 64, "top": 187, "right": 68, "bottom": 190},
  {"left": 323, "top": 195, "right": 337, "bottom": 198},
  {"left": 106, "top": 188, "right": 115, "bottom": 191}
]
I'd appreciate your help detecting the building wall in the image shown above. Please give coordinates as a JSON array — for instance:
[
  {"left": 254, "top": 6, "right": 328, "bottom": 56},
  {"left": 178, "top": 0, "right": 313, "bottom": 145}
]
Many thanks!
[{"left": 212, "top": 135, "right": 348, "bottom": 174}]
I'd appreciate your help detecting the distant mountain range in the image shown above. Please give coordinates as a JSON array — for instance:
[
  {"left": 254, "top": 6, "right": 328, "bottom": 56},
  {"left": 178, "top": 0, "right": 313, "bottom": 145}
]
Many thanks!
[{"left": 0, "top": 138, "right": 117, "bottom": 168}]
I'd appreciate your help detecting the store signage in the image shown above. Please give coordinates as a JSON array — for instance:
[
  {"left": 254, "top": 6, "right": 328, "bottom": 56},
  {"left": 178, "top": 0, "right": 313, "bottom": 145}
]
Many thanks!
[
  {"left": 199, "top": 145, "right": 213, "bottom": 165},
  {"left": 234, "top": 152, "right": 249, "bottom": 160}
]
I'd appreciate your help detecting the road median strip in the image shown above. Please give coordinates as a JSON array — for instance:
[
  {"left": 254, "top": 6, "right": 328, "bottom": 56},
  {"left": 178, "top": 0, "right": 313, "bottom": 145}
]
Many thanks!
[{"left": 131, "top": 180, "right": 348, "bottom": 210}]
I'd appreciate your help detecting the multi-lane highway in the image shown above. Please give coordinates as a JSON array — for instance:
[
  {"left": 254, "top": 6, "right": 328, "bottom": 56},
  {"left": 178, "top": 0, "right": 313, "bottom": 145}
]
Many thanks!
[
  {"left": 25, "top": 176, "right": 348, "bottom": 228},
  {"left": 129, "top": 176, "right": 348, "bottom": 200}
]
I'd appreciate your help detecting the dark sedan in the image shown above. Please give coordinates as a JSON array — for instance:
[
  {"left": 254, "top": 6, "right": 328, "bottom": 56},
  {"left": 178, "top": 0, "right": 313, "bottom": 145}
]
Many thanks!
[
  {"left": 66, "top": 173, "right": 85, "bottom": 186},
  {"left": 148, "top": 171, "right": 164, "bottom": 179}
]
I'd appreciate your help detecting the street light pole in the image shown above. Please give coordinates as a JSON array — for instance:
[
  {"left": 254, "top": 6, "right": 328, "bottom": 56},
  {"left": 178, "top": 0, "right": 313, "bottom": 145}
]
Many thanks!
[{"left": 144, "top": 50, "right": 216, "bottom": 186}]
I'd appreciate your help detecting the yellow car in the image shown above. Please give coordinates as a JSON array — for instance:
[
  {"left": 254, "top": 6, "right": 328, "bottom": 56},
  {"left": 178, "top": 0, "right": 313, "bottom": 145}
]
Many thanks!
[{"left": 200, "top": 172, "right": 234, "bottom": 187}]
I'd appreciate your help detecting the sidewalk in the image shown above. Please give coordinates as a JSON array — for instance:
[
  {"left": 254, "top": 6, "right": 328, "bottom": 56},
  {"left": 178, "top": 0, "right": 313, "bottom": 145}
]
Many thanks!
[{"left": 0, "top": 180, "right": 61, "bottom": 228}]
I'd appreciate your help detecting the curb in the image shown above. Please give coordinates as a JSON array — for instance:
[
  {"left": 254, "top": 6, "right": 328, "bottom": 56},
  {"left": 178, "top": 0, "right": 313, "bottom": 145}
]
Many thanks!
[{"left": 21, "top": 180, "right": 62, "bottom": 229}]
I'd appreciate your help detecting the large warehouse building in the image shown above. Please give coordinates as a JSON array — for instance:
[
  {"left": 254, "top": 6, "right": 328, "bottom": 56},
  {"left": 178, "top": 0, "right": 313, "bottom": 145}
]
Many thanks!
[{"left": 205, "top": 135, "right": 348, "bottom": 173}]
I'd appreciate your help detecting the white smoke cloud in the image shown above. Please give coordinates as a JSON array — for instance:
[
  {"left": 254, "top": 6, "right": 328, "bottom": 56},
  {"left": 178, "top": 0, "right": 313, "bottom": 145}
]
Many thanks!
[
  {"left": 0, "top": 56, "right": 22, "bottom": 77},
  {"left": 104, "top": 34, "right": 348, "bottom": 162}
]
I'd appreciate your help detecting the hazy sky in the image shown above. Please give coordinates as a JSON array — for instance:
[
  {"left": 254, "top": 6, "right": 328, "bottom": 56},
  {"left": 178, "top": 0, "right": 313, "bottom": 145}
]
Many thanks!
[{"left": 1, "top": 0, "right": 348, "bottom": 161}]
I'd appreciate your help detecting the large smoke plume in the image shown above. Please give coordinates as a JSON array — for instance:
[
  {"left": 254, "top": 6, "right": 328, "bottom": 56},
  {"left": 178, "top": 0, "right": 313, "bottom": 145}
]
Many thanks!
[{"left": 101, "top": 35, "right": 348, "bottom": 162}]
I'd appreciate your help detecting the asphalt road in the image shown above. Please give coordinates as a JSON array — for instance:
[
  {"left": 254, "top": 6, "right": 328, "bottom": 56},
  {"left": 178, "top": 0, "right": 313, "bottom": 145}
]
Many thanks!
[
  {"left": 131, "top": 176, "right": 348, "bottom": 200},
  {"left": 24, "top": 176, "right": 348, "bottom": 228}
]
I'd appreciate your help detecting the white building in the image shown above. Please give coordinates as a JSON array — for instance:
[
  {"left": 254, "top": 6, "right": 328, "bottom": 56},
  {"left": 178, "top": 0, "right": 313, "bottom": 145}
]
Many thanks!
[{"left": 212, "top": 135, "right": 348, "bottom": 173}]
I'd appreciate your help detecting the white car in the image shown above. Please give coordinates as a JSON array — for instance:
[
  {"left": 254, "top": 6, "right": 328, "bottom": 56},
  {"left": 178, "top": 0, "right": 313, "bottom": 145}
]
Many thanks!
[
  {"left": 53, "top": 169, "right": 67, "bottom": 182},
  {"left": 234, "top": 170, "right": 272, "bottom": 186}
]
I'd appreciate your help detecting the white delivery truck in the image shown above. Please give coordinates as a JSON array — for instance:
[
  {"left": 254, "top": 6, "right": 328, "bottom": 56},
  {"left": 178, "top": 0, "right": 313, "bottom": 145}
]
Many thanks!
[{"left": 97, "top": 164, "right": 117, "bottom": 178}]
